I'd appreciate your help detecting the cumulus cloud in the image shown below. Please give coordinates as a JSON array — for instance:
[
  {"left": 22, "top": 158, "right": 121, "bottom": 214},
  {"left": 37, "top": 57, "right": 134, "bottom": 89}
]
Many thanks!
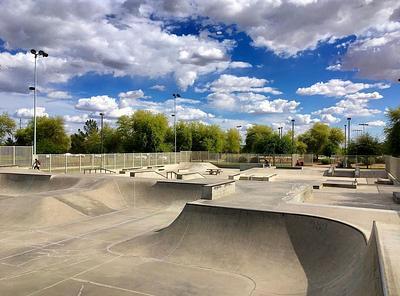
[
  {"left": 326, "top": 64, "right": 342, "bottom": 71},
  {"left": 187, "top": 0, "right": 400, "bottom": 57},
  {"left": 320, "top": 113, "right": 340, "bottom": 124},
  {"left": 150, "top": 84, "right": 166, "bottom": 91},
  {"left": 46, "top": 91, "right": 72, "bottom": 100},
  {"left": 296, "top": 79, "right": 387, "bottom": 97},
  {"left": 14, "top": 107, "right": 48, "bottom": 119},
  {"left": 208, "top": 92, "right": 299, "bottom": 114},
  {"left": 75, "top": 95, "right": 118, "bottom": 112},
  {"left": 63, "top": 114, "right": 89, "bottom": 123},
  {"left": 342, "top": 28, "right": 400, "bottom": 82},
  {"left": 204, "top": 74, "right": 282, "bottom": 95},
  {"left": 366, "top": 120, "right": 386, "bottom": 127},
  {"left": 0, "top": 0, "right": 235, "bottom": 93},
  {"left": 228, "top": 61, "right": 252, "bottom": 69}
]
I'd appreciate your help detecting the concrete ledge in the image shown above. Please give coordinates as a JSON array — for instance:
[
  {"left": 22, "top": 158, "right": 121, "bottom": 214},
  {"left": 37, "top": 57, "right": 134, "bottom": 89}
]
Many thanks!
[
  {"left": 376, "top": 178, "right": 394, "bottom": 185},
  {"left": 228, "top": 173, "right": 241, "bottom": 180},
  {"left": 276, "top": 166, "right": 303, "bottom": 170},
  {"left": 176, "top": 172, "right": 205, "bottom": 180},
  {"left": 156, "top": 179, "right": 235, "bottom": 200},
  {"left": 322, "top": 180, "right": 357, "bottom": 189},
  {"left": 130, "top": 170, "right": 166, "bottom": 179}
]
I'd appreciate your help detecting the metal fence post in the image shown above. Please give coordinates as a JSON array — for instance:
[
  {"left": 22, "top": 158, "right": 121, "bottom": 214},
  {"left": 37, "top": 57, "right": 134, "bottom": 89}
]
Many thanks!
[
  {"left": 49, "top": 154, "right": 52, "bottom": 172},
  {"left": 140, "top": 153, "right": 143, "bottom": 167},
  {"left": 123, "top": 153, "right": 126, "bottom": 169},
  {"left": 92, "top": 154, "right": 94, "bottom": 169},
  {"left": 79, "top": 154, "right": 82, "bottom": 173},
  {"left": 114, "top": 153, "right": 116, "bottom": 170},
  {"left": 65, "top": 154, "right": 68, "bottom": 174},
  {"left": 12, "top": 146, "right": 16, "bottom": 166}
]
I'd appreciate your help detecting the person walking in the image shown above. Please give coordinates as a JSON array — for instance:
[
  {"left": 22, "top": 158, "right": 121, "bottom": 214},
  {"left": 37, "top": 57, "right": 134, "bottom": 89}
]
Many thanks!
[{"left": 33, "top": 158, "right": 41, "bottom": 170}]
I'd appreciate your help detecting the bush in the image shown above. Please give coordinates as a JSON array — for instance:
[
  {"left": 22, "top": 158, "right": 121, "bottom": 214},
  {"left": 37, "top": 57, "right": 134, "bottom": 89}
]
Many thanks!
[{"left": 320, "top": 158, "right": 331, "bottom": 165}]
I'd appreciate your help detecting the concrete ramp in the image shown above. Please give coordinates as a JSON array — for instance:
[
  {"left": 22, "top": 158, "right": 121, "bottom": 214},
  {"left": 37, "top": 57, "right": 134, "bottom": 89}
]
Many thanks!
[{"left": 113, "top": 203, "right": 383, "bottom": 296}]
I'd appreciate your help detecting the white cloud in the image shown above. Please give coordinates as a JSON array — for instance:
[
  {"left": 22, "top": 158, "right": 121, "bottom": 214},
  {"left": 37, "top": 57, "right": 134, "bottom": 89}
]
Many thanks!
[
  {"left": 150, "top": 84, "right": 166, "bottom": 91},
  {"left": 342, "top": 29, "right": 400, "bottom": 81},
  {"left": 208, "top": 92, "right": 299, "bottom": 114},
  {"left": 296, "top": 79, "right": 386, "bottom": 97},
  {"left": 46, "top": 91, "right": 72, "bottom": 100},
  {"left": 75, "top": 95, "right": 118, "bottom": 112},
  {"left": 366, "top": 120, "right": 386, "bottom": 127},
  {"left": 188, "top": 0, "right": 400, "bottom": 57},
  {"left": 344, "top": 91, "right": 383, "bottom": 100},
  {"left": 63, "top": 114, "right": 89, "bottom": 123},
  {"left": 14, "top": 107, "right": 48, "bottom": 119},
  {"left": 320, "top": 113, "right": 340, "bottom": 124},
  {"left": 118, "top": 90, "right": 145, "bottom": 100},
  {"left": 0, "top": 0, "right": 236, "bottom": 93},
  {"left": 326, "top": 64, "right": 342, "bottom": 71},
  {"left": 228, "top": 61, "right": 252, "bottom": 69},
  {"left": 205, "top": 74, "right": 282, "bottom": 95}
]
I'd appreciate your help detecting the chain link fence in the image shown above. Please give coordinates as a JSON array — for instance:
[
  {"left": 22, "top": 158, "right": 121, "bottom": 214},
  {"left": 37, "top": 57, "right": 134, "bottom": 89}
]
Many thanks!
[
  {"left": 0, "top": 146, "right": 32, "bottom": 167},
  {"left": 190, "top": 152, "right": 313, "bottom": 167},
  {"left": 34, "top": 151, "right": 191, "bottom": 173}
]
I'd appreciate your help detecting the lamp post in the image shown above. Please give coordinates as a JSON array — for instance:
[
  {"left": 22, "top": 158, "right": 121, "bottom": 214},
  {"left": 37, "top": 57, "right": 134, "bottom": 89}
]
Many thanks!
[
  {"left": 359, "top": 123, "right": 368, "bottom": 135},
  {"left": 172, "top": 93, "right": 180, "bottom": 164},
  {"left": 99, "top": 112, "right": 104, "bottom": 167},
  {"left": 344, "top": 124, "right": 347, "bottom": 153},
  {"left": 347, "top": 117, "right": 351, "bottom": 149},
  {"left": 291, "top": 119, "right": 295, "bottom": 154},
  {"left": 30, "top": 49, "right": 48, "bottom": 158}
]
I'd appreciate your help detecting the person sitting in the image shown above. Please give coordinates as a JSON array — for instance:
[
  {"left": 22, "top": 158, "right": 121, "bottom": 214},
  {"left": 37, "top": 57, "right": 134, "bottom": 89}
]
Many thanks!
[{"left": 33, "top": 158, "right": 41, "bottom": 170}]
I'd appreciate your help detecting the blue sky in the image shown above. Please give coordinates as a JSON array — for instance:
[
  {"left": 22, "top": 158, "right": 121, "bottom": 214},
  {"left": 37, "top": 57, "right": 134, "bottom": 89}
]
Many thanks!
[{"left": 0, "top": 0, "right": 399, "bottom": 139}]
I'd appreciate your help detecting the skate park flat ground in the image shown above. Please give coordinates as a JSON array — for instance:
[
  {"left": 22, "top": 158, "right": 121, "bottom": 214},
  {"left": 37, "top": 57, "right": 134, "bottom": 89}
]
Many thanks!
[{"left": 0, "top": 164, "right": 399, "bottom": 295}]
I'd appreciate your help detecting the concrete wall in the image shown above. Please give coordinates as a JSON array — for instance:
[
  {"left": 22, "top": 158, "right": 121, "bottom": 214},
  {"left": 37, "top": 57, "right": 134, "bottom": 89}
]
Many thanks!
[{"left": 385, "top": 156, "right": 400, "bottom": 182}]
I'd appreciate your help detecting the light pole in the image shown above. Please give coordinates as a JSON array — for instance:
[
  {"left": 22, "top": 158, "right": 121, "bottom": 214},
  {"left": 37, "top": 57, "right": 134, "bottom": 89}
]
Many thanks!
[
  {"left": 359, "top": 123, "right": 368, "bottom": 135},
  {"left": 347, "top": 117, "right": 351, "bottom": 149},
  {"left": 99, "top": 112, "right": 104, "bottom": 167},
  {"left": 344, "top": 124, "right": 347, "bottom": 153},
  {"left": 172, "top": 93, "right": 180, "bottom": 163},
  {"left": 291, "top": 119, "right": 295, "bottom": 154},
  {"left": 278, "top": 127, "right": 282, "bottom": 139},
  {"left": 30, "top": 49, "right": 48, "bottom": 158}
]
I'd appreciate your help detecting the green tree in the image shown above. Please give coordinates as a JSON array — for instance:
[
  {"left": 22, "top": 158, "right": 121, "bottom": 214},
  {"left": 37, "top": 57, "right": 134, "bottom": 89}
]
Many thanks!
[
  {"left": 166, "top": 121, "right": 193, "bottom": 152},
  {"left": 190, "top": 122, "right": 225, "bottom": 152},
  {"left": 0, "top": 113, "right": 16, "bottom": 144},
  {"left": 15, "top": 116, "right": 70, "bottom": 153},
  {"left": 117, "top": 110, "right": 169, "bottom": 152},
  {"left": 224, "top": 128, "right": 241, "bottom": 153},
  {"left": 385, "top": 107, "right": 400, "bottom": 156},
  {"left": 348, "top": 134, "right": 382, "bottom": 156},
  {"left": 244, "top": 125, "right": 274, "bottom": 153},
  {"left": 298, "top": 123, "right": 344, "bottom": 158},
  {"left": 348, "top": 134, "right": 383, "bottom": 168}
]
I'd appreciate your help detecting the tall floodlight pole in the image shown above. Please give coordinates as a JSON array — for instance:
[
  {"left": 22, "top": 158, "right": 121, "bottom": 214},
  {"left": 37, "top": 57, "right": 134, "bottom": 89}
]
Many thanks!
[
  {"left": 172, "top": 93, "right": 180, "bottom": 163},
  {"left": 359, "top": 123, "right": 368, "bottom": 135},
  {"left": 30, "top": 49, "right": 48, "bottom": 158},
  {"left": 291, "top": 119, "right": 295, "bottom": 154},
  {"left": 344, "top": 124, "right": 347, "bottom": 153},
  {"left": 347, "top": 117, "right": 351, "bottom": 149},
  {"left": 99, "top": 112, "right": 104, "bottom": 167}
]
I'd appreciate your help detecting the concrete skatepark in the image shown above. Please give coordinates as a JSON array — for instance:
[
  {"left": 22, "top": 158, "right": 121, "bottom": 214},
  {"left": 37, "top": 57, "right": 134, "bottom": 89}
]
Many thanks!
[{"left": 0, "top": 162, "right": 399, "bottom": 295}]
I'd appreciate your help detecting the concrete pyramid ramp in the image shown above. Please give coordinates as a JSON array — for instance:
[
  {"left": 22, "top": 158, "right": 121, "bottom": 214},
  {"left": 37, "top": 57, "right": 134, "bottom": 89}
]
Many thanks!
[{"left": 113, "top": 203, "right": 383, "bottom": 296}]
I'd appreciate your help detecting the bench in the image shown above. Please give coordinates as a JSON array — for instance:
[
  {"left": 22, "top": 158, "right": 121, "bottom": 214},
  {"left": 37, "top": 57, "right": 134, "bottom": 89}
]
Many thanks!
[{"left": 206, "top": 168, "right": 223, "bottom": 175}]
